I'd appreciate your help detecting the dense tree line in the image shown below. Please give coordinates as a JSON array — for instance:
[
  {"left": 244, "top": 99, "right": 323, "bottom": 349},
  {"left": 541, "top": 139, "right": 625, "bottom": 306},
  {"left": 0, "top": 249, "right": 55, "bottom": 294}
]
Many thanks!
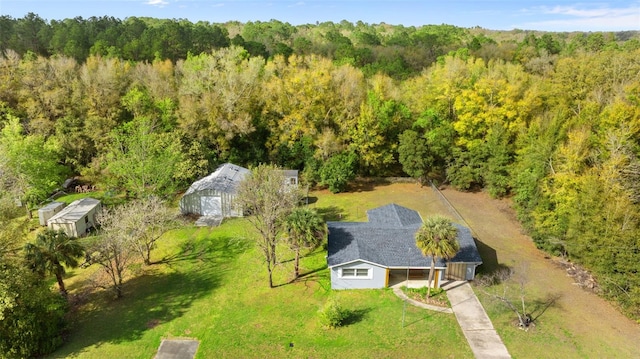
[
  {"left": 1, "top": 14, "right": 639, "bottom": 78},
  {"left": 1, "top": 16, "right": 639, "bottom": 324}
]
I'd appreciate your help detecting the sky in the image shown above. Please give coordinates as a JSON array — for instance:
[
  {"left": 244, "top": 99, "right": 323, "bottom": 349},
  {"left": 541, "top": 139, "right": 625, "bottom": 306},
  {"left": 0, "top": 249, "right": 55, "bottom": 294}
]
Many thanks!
[{"left": 0, "top": 0, "right": 639, "bottom": 32}]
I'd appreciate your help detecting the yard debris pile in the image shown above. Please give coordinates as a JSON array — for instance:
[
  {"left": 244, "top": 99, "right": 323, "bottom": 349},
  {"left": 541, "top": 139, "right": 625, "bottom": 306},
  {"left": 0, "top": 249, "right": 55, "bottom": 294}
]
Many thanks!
[{"left": 554, "top": 259, "right": 599, "bottom": 293}]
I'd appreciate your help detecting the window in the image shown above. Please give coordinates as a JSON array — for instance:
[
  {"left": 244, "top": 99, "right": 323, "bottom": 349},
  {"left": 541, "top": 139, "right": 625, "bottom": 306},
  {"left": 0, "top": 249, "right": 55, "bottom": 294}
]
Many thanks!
[
  {"left": 341, "top": 268, "right": 369, "bottom": 278},
  {"left": 289, "top": 177, "right": 297, "bottom": 185}
]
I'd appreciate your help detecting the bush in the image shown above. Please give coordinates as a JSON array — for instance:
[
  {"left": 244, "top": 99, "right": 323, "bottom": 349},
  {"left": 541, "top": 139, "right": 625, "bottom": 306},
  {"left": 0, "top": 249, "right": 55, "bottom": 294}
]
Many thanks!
[
  {"left": 319, "top": 151, "right": 357, "bottom": 193},
  {"left": 318, "top": 297, "right": 347, "bottom": 329}
]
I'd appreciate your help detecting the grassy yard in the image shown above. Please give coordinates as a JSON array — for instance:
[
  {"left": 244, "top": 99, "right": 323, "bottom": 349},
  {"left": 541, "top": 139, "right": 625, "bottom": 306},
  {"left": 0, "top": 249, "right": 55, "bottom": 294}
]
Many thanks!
[
  {"left": 49, "top": 185, "right": 473, "bottom": 358},
  {"left": 47, "top": 182, "right": 640, "bottom": 358}
]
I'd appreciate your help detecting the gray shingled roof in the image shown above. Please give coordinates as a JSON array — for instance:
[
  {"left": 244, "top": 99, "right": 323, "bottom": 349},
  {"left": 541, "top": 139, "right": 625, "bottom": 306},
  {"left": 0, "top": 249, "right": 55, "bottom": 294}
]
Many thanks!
[
  {"left": 327, "top": 204, "right": 482, "bottom": 268},
  {"left": 183, "top": 163, "right": 250, "bottom": 195}
]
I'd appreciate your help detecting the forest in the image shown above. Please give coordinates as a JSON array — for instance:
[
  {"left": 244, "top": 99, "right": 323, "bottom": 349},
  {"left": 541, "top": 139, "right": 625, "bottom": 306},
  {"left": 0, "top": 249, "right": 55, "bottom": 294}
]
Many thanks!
[{"left": 1, "top": 13, "right": 639, "bottom": 333}]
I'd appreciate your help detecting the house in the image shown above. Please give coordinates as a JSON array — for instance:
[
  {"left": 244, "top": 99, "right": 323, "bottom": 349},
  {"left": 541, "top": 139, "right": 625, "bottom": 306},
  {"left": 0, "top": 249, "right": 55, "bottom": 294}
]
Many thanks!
[
  {"left": 38, "top": 201, "right": 66, "bottom": 226},
  {"left": 327, "top": 204, "right": 482, "bottom": 290},
  {"left": 179, "top": 163, "right": 250, "bottom": 218},
  {"left": 47, "top": 197, "right": 101, "bottom": 238}
]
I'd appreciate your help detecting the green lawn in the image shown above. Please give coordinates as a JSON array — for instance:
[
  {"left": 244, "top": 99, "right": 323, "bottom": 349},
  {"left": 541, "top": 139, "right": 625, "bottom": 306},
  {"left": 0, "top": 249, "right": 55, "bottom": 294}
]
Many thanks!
[
  {"left": 49, "top": 201, "right": 473, "bottom": 358},
  {"left": 44, "top": 182, "right": 640, "bottom": 358}
]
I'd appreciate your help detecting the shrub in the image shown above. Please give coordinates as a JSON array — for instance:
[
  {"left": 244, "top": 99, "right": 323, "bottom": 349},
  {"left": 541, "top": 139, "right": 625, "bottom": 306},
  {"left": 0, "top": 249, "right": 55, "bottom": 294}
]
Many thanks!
[
  {"left": 319, "top": 151, "right": 357, "bottom": 193},
  {"left": 318, "top": 297, "right": 347, "bottom": 329}
]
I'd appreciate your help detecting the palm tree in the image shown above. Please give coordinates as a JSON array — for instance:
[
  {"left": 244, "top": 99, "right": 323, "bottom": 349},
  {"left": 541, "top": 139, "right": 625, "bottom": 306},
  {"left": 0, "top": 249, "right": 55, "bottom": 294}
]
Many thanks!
[
  {"left": 415, "top": 215, "right": 460, "bottom": 298},
  {"left": 283, "top": 207, "right": 328, "bottom": 279},
  {"left": 24, "top": 228, "right": 85, "bottom": 297}
]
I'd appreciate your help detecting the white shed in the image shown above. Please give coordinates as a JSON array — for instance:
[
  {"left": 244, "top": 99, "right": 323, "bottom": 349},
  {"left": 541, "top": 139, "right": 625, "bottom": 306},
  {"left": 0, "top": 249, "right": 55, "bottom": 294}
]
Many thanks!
[
  {"left": 38, "top": 201, "right": 66, "bottom": 226},
  {"left": 179, "top": 163, "right": 250, "bottom": 218},
  {"left": 47, "top": 197, "right": 101, "bottom": 238}
]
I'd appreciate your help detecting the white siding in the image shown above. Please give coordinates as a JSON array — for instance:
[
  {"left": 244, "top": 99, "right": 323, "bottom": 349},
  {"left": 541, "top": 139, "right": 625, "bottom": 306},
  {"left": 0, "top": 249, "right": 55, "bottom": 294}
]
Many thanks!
[
  {"left": 330, "top": 261, "right": 387, "bottom": 289},
  {"left": 47, "top": 199, "right": 100, "bottom": 238},
  {"left": 38, "top": 202, "right": 65, "bottom": 226},
  {"left": 466, "top": 264, "right": 479, "bottom": 280},
  {"left": 180, "top": 190, "right": 242, "bottom": 218}
]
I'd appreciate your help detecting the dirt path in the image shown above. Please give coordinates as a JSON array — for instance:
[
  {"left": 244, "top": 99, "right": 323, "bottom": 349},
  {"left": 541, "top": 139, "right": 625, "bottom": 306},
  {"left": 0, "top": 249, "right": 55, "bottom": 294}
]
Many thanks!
[{"left": 439, "top": 188, "right": 640, "bottom": 358}]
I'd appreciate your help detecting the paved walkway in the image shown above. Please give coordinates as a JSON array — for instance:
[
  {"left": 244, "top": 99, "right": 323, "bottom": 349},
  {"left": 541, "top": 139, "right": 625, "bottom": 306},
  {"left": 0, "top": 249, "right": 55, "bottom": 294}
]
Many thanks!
[{"left": 443, "top": 281, "right": 511, "bottom": 359}]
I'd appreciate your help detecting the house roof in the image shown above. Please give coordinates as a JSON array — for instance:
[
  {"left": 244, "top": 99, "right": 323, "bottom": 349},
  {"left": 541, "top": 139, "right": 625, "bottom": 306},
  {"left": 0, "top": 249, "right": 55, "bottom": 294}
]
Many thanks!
[
  {"left": 183, "top": 163, "right": 250, "bottom": 196},
  {"left": 48, "top": 197, "right": 101, "bottom": 224},
  {"left": 327, "top": 204, "right": 482, "bottom": 268},
  {"left": 38, "top": 201, "right": 65, "bottom": 213},
  {"left": 366, "top": 203, "right": 423, "bottom": 227},
  {"left": 281, "top": 169, "right": 298, "bottom": 178}
]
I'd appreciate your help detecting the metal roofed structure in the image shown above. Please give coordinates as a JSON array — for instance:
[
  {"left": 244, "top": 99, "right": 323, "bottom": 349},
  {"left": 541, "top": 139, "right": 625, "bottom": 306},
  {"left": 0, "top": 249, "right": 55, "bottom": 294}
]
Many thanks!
[
  {"left": 179, "top": 163, "right": 250, "bottom": 218},
  {"left": 47, "top": 197, "right": 101, "bottom": 238},
  {"left": 38, "top": 201, "right": 66, "bottom": 226}
]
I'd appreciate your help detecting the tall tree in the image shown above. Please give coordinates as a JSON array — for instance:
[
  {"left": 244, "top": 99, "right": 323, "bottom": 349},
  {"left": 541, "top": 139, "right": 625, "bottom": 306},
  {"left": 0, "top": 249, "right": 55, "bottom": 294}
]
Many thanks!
[
  {"left": 415, "top": 215, "right": 460, "bottom": 298},
  {"left": 235, "top": 164, "right": 300, "bottom": 288},
  {"left": 398, "top": 129, "right": 431, "bottom": 184},
  {"left": 89, "top": 207, "right": 134, "bottom": 298},
  {"left": 0, "top": 261, "right": 68, "bottom": 358},
  {"left": 320, "top": 150, "right": 358, "bottom": 193},
  {"left": 23, "top": 229, "right": 85, "bottom": 297},
  {"left": 0, "top": 114, "right": 68, "bottom": 210},
  {"left": 283, "top": 207, "right": 327, "bottom": 279},
  {"left": 176, "top": 47, "right": 265, "bottom": 160},
  {"left": 348, "top": 87, "right": 411, "bottom": 175},
  {"left": 104, "top": 117, "right": 184, "bottom": 198},
  {"left": 112, "top": 196, "right": 177, "bottom": 265}
]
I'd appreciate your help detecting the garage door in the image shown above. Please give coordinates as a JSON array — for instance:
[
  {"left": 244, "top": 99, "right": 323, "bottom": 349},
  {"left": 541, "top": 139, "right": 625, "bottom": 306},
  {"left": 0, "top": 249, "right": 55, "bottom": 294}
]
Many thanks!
[{"left": 200, "top": 196, "right": 222, "bottom": 216}]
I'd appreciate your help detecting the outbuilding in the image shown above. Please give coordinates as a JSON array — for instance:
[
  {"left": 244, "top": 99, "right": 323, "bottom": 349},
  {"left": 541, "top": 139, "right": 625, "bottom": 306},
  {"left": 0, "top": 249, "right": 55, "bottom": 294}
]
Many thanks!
[
  {"left": 47, "top": 197, "right": 101, "bottom": 238},
  {"left": 179, "top": 163, "right": 250, "bottom": 218},
  {"left": 38, "top": 201, "right": 66, "bottom": 226},
  {"left": 282, "top": 170, "right": 299, "bottom": 187},
  {"left": 327, "top": 204, "right": 483, "bottom": 290}
]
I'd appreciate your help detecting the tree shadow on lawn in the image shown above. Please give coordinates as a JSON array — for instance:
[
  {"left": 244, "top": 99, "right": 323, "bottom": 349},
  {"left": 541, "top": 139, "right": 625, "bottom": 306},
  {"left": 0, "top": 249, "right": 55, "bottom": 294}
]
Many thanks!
[
  {"left": 402, "top": 310, "right": 447, "bottom": 328},
  {"left": 530, "top": 293, "right": 562, "bottom": 323},
  {"left": 55, "top": 269, "right": 219, "bottom": 357},
  {"left": 342, "top": 307, "right": 371, "bottom": 326},
  {"left": 54, "top": 235, "right": 251, "bottom": 357},
  {"left": 315, "top": 206, "right": 345, "bottom": 221},
  {"left": 347, "top": 178, "right": 392, "bottom": 193},
  {"left": 155, "top": 235, "right": 252, "bottom": 266}
]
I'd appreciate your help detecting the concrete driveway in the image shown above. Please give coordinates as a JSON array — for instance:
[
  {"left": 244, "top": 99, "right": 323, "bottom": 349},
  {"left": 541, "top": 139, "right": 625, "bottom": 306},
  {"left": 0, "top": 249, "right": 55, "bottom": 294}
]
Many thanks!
[{"left": 444, "top": 281, "right": 511, "bottom": 359}]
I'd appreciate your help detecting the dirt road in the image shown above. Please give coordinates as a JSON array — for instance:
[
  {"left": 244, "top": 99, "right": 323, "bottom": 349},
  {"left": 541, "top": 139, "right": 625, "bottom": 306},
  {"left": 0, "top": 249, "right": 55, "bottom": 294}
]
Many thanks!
[{"left": 439, "top": 187, "right": 640, "bottom": 358}]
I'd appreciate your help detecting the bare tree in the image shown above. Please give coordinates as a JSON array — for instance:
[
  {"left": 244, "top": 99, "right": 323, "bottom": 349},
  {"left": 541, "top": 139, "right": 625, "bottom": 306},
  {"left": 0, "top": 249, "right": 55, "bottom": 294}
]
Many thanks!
[
  {"left": 113, "top": 196, "right": 177, "bottom": 265},
  {"left": 88, "top": 207, "right": 134, "bottom": 298},
  {"left": 477, "top": 266, "right": 544, "bottom": 330},
  {"left": 235, "top": 164, "right": 300, "bottom": 288}
]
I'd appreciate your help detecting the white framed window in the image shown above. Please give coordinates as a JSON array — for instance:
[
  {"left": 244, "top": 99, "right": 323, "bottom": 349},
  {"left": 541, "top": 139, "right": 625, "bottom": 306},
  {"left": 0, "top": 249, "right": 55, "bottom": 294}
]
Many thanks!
[{"left": 341, "top": 268, "right": 370, "bottom": 278}]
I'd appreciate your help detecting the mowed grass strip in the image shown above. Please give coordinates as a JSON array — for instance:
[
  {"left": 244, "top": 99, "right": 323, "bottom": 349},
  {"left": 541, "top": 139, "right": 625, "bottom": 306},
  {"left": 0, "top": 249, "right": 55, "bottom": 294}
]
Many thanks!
[{"left": 49, "top": 188, "right": 473, "bottom": 359}]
